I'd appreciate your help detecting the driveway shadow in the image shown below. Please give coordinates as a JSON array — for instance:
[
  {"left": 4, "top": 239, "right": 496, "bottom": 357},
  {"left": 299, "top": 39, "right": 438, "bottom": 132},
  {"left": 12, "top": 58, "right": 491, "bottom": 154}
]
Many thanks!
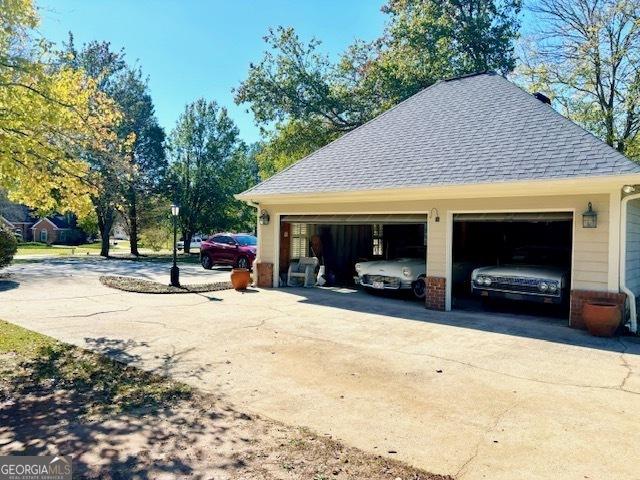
[
  {"left": 290, "top": 287, "right": 640, "bottom": 355},
  {"left": 0, "top": 280, "right": 19, "bottom": 292},
  {"left": 0, "top": 337, "right": 250, "bottom": 479}
]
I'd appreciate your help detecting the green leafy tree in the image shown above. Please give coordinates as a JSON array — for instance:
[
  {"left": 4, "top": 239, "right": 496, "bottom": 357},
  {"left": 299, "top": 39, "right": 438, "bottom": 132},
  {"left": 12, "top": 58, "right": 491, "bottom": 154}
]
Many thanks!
[
  {"left": 371, "top": 0, "right": 522, "bottom": 104},
  {"left": 167, "top": 99, "right": 251, "bottom": 253},
  {"left": 109, "top": 67, "right": 166, "bottom": 256},
  {"left": 236, "top": 1, "right": 521, "bottom": 175},
  {"left": 254, "top": 120, "right": 338, "bottom": 179},
  {"left": 0, "top": 0, "right": 121, "bottom": 219},
  {"left": 521, "top": 0, "right": 640, "bottom": 158},
  {"left": 62, "top": 38, "right": 166, "bottom": 256},
  {"left": 60, "top": 38, "right": 130, "bottom": 257}
]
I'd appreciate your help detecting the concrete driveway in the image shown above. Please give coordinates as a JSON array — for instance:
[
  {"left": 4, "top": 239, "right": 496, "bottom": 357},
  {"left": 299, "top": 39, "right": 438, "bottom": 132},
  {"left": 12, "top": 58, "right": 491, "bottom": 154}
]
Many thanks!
[{"left": 1, "top": 258, "right": 639, "bottom": 480}]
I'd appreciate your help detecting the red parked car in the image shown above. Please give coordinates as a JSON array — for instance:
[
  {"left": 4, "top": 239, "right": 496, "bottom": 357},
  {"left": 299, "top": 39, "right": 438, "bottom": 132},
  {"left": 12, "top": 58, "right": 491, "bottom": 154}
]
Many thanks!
[{"left": 200, "top": 233, "right": 257, "bottom": 270}]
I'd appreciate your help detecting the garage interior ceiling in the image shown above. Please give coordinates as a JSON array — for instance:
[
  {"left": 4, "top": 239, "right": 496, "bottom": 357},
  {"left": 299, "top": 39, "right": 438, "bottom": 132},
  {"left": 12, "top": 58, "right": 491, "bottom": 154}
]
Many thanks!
[
  {"left": 281, "top": 214, "right": 428, "bottom": 225},
  {"left": 453, "top": 212, "right": 573, "bottom": 222}
]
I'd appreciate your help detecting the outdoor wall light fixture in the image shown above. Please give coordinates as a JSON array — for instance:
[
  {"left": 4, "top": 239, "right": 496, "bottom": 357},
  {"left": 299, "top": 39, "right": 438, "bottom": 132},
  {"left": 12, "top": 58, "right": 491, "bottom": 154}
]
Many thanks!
[
  {"left": 259, "top": 209, "right": 270, "bottom": 225},
  {"left": 623, "top": 185, "right": 636, "bottom": 195},
  {"left": 429, "top": 208, "right": 440, "bottom": 222},
  {"left": 582, "top": 202, "right": 597, "bottom": 229}
]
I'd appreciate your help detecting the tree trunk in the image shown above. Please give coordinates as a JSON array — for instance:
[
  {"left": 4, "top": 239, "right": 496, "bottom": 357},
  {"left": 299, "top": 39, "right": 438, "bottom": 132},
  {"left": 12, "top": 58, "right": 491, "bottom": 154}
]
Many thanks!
[
  {"left": 129, "top": 191, "right": 139, "bottom": 256},
  {"left": 100, "top": 232, "right": 110, "bottom": 258},
  {"left": 183, "top": 231, "right": 193, "bottom": 254},
  {"left": 96, "top": 205, "right": 114, "bottom": 258}
]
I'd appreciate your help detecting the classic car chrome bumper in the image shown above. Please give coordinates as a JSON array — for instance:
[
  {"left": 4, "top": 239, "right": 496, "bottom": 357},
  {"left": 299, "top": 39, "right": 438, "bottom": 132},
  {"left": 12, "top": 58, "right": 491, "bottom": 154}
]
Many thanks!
[
  {"left": 472, "top": 287, "right": 564, "bottom": 304},
  {"left": 356, "top": 274, "right": 412, "bottom": 290}
]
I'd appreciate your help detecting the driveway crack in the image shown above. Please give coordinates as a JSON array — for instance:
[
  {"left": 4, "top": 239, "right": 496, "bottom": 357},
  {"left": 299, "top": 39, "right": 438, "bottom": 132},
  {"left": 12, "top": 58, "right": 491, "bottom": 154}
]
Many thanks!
[
  {"left": 455, "top": 400, "right": 521, "bottom": 479},
  {"left": 617, "top": 338, "right": 634, "bottom": 390},
  {"left": 49, "top": 307, "right": 132, "bottom": 318},
  {"left": 393, "top": 348, "right": 640, "bottom": 396}
]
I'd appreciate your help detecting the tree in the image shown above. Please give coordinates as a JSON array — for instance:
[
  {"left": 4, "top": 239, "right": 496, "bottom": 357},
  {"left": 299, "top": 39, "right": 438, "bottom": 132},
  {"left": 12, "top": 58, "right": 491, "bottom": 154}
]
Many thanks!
[
  {"left": 62, "top": 38, "right": 166, "bottom": 257},
  {"left": 109, "top": 67, "right": 166, "bottom": 256},
  {"left": 0, "top": 0, "right": 121, "bottom": 219},
  {"left": 522, "top": 0, "right": 640, "bottom": 158},
  {"left": 372, "top": 0, "right": 522, "bottom": 103},
  {"left": 236, "top": 1, "right": 521, "bottom": 175},
  {"left": 167, "top": 99, "right": 248, "bottom": 253},
  {"left": 60, "top": 38, "right": 132, "bottom": 257},
  {"left": 254, "top": 119, "right": 338, "bottom": 179}
]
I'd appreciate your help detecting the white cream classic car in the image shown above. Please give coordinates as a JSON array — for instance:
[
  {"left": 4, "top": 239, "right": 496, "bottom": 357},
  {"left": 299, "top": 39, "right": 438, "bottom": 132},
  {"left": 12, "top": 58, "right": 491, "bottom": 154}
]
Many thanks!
[
  {"left": 471, "top": 246, "right": 569, "bottom": 304},
  {"left": 355, "top": 258, "right": 427, "bottom": 299}
]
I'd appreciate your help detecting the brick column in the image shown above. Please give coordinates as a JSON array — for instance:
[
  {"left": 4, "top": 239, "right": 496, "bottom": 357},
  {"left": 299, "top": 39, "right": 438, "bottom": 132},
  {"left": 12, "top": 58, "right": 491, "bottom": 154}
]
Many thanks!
[
  {"left": 255, "top": 262, "right": 274, "bottom": 288},
  {"left": 569, "top": 290, "right": 626, "bottom": 329},
  {"left": 425, "top": 276, "right": 446, "bottom": 311}
]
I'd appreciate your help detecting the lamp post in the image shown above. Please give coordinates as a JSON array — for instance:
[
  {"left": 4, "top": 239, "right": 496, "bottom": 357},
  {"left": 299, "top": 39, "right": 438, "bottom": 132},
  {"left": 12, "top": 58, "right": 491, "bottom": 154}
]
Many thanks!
[{"left": 170, "top": 204, "right": 180, "bottom": 287}]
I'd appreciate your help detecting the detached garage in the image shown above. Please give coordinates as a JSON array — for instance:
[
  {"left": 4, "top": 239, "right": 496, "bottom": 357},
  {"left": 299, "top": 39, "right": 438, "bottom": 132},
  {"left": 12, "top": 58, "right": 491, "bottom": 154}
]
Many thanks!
[
  {"left": 237, "top": 72, "right": 640, "bottom": 333},
  {"left": 452, "top": 212, "right": 573, "bottom": 312}
]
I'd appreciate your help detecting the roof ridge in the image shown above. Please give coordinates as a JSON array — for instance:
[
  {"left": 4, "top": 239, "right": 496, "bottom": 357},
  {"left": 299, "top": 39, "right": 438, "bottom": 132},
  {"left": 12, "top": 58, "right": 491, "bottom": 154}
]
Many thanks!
[
  {"left": 442, "top": 70, "right": 494, "bottom": 82},
  {"left": 240, "top": 74, "right": 481, "bottom": 198}
]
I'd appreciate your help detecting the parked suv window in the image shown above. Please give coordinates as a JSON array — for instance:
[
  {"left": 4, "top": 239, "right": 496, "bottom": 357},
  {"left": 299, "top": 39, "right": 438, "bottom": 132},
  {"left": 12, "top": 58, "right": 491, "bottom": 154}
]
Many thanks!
[{"left": 235, "top": 235, "right": 256, "bottom": 246}]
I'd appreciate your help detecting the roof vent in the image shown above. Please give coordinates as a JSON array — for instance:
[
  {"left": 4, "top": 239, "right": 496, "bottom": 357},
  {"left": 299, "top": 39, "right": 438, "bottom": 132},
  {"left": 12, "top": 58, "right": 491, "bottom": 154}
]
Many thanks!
[{"left": 533, "top": 92, "right": 551, "bottom": 105}]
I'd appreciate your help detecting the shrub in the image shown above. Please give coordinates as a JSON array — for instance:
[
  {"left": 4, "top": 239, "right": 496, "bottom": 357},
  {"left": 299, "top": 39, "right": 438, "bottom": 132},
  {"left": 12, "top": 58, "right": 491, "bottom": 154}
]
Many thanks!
[
  {"left": 139, "top": 227, "right": 170, "bottom": 252},
  {"left": 0, "top": 227, "right": 18, "bottom": 269}
]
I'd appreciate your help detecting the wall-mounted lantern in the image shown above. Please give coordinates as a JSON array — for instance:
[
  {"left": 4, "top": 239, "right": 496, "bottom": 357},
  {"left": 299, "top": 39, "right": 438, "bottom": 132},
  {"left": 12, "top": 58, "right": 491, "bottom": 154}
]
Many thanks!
[
  {"left": 582, "top": 202, "right": 597, "bottom": 228},
  {"left": 429, "top": 208, "right": 440, "bottom": 222},
  {"left": 259, "top": 209, "right": 270, "bottom": 225}
]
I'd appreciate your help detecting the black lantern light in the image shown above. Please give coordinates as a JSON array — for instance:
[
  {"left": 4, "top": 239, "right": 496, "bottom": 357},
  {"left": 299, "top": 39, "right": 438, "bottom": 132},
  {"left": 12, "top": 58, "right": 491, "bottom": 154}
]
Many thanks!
[
  {"left": 259, "top": 209, "right": 270, "bottom": 225},
  {"left": 582, "top": 202, "right": 597, "bottom": 228}
]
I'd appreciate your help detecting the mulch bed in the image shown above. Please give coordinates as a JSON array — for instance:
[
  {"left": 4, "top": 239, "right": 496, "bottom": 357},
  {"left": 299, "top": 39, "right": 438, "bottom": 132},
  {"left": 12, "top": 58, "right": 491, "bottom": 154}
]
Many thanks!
[{"left": 99, "top": 275, "right": 234, "bottom": 294}]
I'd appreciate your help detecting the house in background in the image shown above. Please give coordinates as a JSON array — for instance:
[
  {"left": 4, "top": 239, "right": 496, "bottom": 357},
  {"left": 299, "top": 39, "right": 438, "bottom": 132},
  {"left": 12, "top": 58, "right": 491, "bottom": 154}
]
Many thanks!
[
  {"left": 0, "top": 194, "right": 86, "bottom": 245},
  {"left": 0, "top": 203, "right": 36, "bottom": 241},
  {"left": 30, "top": 214, "right": 86, "bottom": 245}
]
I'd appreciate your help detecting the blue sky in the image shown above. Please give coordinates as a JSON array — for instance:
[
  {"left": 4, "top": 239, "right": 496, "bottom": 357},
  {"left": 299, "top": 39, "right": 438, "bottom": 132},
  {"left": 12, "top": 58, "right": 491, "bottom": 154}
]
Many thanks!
[{"left": 37, "top": 0, "right": 387, "bottom": 144}]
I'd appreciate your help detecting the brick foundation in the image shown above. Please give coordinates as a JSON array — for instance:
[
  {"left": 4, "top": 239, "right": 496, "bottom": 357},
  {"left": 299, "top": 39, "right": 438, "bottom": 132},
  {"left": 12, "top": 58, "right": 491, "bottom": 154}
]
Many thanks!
[
  {"left": 569, "top": 290, "right": 626, "bottom": 329},
  {"left": 425, "top": 276, "right": 446, "bottom": 311},
  {"left": 255, "top": 262, "right": 274, "bottom": 288}
]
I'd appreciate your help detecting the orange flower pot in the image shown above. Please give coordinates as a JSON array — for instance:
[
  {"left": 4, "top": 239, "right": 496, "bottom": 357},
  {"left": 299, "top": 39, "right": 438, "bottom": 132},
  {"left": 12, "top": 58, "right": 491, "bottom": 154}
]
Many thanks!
[
  {"left": 230, "top": 268, "right": 251, "bottom": 291},
  {"left": 582, "top": 301, "right": 621, "bottom": 337}
]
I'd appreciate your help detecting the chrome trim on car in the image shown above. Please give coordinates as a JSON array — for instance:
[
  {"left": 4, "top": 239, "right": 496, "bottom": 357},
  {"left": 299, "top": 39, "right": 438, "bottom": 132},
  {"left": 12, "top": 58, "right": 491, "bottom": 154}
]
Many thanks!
[{"left": 473, "top": 275, "right": 561, "bottom": 297}]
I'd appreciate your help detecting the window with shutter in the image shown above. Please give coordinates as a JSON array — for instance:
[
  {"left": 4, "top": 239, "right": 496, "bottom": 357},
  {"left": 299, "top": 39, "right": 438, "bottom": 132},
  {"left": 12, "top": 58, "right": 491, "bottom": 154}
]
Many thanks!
[
  {"left": 372, "top": 224, "right": 383, "bottom": 256},
  {"left": 290, "top": 223, "right": 308, "bottom": 259}
]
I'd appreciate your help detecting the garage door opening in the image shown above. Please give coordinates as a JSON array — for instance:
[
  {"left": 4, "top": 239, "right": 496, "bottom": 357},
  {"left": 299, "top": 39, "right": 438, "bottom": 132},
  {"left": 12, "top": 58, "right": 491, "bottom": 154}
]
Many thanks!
[
  {"left": 279, "top": 215, "right": 427, "bottom": 297},
  {"left": 452, "top": 212, "right": 573, "bottom": 318}
]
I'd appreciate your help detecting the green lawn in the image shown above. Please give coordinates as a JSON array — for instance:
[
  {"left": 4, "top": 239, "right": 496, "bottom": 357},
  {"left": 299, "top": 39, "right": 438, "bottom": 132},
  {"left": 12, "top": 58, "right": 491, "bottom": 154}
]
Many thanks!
[
  {"left": 15, "top": 240, "right": 178, "bottom": 257},
  {"left": 0, "top": 319, "right": 56, "bottom": 357},
  {"left": 0, "top": 319, "right": 191, "bottom": 416}
]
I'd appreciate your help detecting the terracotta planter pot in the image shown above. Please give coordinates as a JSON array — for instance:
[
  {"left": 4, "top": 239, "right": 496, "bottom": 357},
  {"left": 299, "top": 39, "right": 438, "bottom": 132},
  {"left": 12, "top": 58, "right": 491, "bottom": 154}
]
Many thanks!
[
  {"left": 230, "top": 268, "right": 251, "bottom": 291},
  {"left": 582, "top": 301, "right": 621, "bottom": 337}
]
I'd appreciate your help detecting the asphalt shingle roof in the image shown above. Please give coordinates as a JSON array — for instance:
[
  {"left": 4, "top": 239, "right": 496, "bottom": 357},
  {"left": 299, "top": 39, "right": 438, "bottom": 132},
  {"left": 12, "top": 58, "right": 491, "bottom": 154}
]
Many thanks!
[
  {"left": 48, "top": 215, "right": 74, "bottom": 229},
  {"left": 242, "top": 73, "right": 640, "bottom": 197}
]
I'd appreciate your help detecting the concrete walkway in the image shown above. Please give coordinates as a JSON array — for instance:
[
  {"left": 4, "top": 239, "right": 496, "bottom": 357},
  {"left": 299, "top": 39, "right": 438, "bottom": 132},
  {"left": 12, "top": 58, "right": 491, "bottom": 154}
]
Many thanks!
[{"left": 1, "top": 258, "right": 639, "bottom": 480}]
